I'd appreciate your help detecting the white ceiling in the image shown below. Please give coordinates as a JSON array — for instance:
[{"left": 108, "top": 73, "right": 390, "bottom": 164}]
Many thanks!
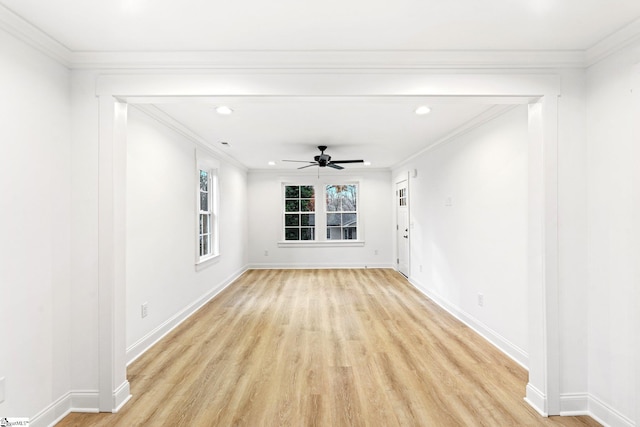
[
  {"left": 2, "top": 0, "right": 639, "bottom": 51},
  {"left": 153, "top": 98, "right": 502, "bottom": 170},
  {"left": 2, "top": 0, "right": 639, "bottom": 170}
]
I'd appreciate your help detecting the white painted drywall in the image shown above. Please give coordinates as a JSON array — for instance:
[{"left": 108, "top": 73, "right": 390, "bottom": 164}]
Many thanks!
[
  {"left": 0, "top": 30, "right": 71, "bottom": 418},
  {"left": 247, "top": 170, "right": 393, "bottom": 268},
  {"left": 395, "top": 106, "right": 529, "bottom": 365},
  {"left": 125, "top": 108, "right": 249, "bottom": 354},
  {"left": 585, "top": 41, "right": 640, "bottom": 426}
]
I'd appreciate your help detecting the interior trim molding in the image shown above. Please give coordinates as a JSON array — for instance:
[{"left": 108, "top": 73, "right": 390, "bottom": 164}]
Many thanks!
[
  {"left": 132, "top": 104, "right": 248, "bottom": 173},
  {"left": 393, "top": 104, "right": 519, "bottom": 170},
  {"left": 1, "top": 2, "right": 639, "bottom": 71},
  {"left": 69, "top": 49, "right": 587, "bottom": 70},
  {"left": 126, "top": 266, "right": 249, "bottom": 365},
  {"left": 113, "top": 381, "right": 131, "bottom": 413},
  {"left": 588, "top": 394, "right": 635, "bottom": 427},
  {"left": 525, "top": 383, "right": 548, "bottom": 417},
  {"left": 29, "top": 390, "right": 100, "bottom": 427},
  {"left": 586, "top": 17, "right": 640, "bottom": 67},
  {"left": 408, "top": 277, "right": 529, "bottom": 369},
  {"left": 559, "top": 393, "right": 589, "bottom": 416},
  {"left": 0, "top": 3, "right": 71, "bottom": 66},
  {"left": 248, "top": 263, "right": 394, "bottom": 270}
]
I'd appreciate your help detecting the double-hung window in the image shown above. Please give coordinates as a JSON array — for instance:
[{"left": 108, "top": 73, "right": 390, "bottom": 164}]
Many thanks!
[
  {"left": 326, "top": 184, "right": 357, "bottom": 240},
  {"left": 282, "top": 182, "right": 359, "bottom": 242},
  {"left": 197, "top": 155, "right": 219, "bottom": 265}
]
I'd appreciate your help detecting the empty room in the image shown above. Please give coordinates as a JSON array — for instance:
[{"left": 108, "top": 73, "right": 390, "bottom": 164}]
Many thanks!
[{"left": 1, "top": 1, "right": 639, "bottom": 426}]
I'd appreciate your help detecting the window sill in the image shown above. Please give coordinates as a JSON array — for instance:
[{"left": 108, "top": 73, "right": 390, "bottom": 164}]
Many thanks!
[
  {"left": 277, "top": 240, "right": 365, "bottom": 248},
  {"left": 195, "top": 253, "right": 220, "bottom": 271}
]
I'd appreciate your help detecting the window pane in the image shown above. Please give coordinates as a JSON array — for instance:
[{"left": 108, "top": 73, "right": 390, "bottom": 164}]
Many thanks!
[
  {"left": 285, "top": 200, "right": 299, "bottom": 212},
  {"left": 200, "top": 170, "right": 208, "bottom": 191},
  {"left": 342, "top": 213, "right": 357, "bottom": 226},
  {"left": 285, "top": 214, "right": 299, "bottom": 226},
  {"left": 285, "top": 186, "right": 299, "bottom": 198},
  {"left": 344, "top": 227, "right": 357, "bottom": 240},
  {"left": 327, "top": 227, "right": 341, "bottom": 240},
  {"left": 342, "top": 185, "right": 357, "bottom": 211},
  {"left": 203, "top": 234, "right": 210, "bottom": 255},
  {"left": 199, "top": 236, "right": 204, "bottom": 256},
  {"left": 326, "top": 185, "right": 339, "bottom": 211},
  {"left": 200, "top": 192, "right": 209, "bottom": 211},
  {"left": 301, "top": 214, "right": 314, "bottom": 226},
  {"left": 300, "top": 185, "right": 314, "bottom": 198},
  {"left": 301, "top": 228, "right": 314, "bottom": 240},
  {"left": 300, "top": 199, "right": 315, "bottom": 212},
  {"left": 285, "top": 228, "right": 299, "bottom": 240},
  {"left": 327, "top": 213, "right": 341, "bottom": 226}
]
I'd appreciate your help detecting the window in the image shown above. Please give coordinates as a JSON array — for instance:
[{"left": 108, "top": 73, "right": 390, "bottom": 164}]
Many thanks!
[
  {"left": 326, "top": 184, "right": 357, "bottom": 240},
  {"left": 197, "top": 159, "right": 219, "bottom": 265},
  {"left": 282, "top": 183, "right": 358, "bottom": 242},
  {"left": 284, "top": 185, "right": 316, "bottom": 240}
]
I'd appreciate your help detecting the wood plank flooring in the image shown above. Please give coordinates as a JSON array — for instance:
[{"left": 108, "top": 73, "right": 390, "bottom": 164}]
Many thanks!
[{"left": 56, "top": 269, "right": 600, "bottom": 426}]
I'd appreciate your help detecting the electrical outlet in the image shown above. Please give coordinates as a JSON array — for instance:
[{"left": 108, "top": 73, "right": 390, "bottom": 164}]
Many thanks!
[
  {"left": 264, "top": 250, "right": 269, "bottom": 256},
  {"left": 141, "top": 302, "right": 148, "bottom": 318},
  {"left": 478, "top": 293, "right": 484, "bottom": 307},
  {"left": 0, "top": 376, "right": 5, "bottom": 403},
  {"left": 419, "top": 264, "right": 423, "bottom": 272},
  {"left": 374, "top": 249, "right": 378, "bottom": 255}
]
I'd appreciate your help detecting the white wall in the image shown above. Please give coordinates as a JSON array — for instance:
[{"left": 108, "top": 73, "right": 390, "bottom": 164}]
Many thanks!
[
  {"left": 125, "top": 108, "right": 249, "bottom": 360},
  {"left": 395, "top": 106, "right": 529, "bottom": 366},
  {"left": 585, "top": 42, "right": 640, "bottom": 426},
  {"left": 0, "top": 29, "right": 71, "bottom": 419},
  {"left": 247, "top": 170, "right": 393, "bottom": 268}
]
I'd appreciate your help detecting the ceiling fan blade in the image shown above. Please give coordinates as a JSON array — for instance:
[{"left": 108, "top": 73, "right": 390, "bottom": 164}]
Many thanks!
[
  {"left": 298, "top": 164, "right": 318, "bottom": 170},
  {"left": 282, "top": 160, "right": 316, "bottom": 163},
  {"left": 327, "top": 163, "right": 344, "bottom": 170},
  {"left": 329, "top": 159, "right": 364, "bottom": 164}
]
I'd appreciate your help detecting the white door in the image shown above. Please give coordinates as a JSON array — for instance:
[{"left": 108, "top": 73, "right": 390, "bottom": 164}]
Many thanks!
[{"left": 396, "top": 180, "right": 410, "bottom": 277}]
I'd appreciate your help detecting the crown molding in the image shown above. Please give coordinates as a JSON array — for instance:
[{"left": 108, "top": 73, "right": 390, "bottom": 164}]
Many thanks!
[
  {"left": 2, "top": 0, "right": 639, "bottom": 71},
  {"left": 392, "top": 104, "right": 519, "bottom": 170},
  {"left": 0, "top": 3, "right": 71, "bottom": 66},
  {"left": 69, "top": 49, "right": 586, "bottom": 70},
  {"left": 132, "top": 104, "right": 248, "bottom": 172},
  {"left": 586, "top": 17, "right": 640, "bottom": 67}
]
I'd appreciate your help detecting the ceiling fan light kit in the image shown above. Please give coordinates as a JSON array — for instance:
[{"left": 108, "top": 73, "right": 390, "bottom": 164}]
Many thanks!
[{"left": 282, "top": 146, "right": 364, "bottom": 170}]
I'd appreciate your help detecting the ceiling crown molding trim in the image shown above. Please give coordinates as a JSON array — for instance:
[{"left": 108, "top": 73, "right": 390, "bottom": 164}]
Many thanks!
[
  {"left": 392, "top": 104, "right": 519, "bottom": 170},
  {"left": 0, "top": 3, "right": 71, "bottom": 66},
  {"left": 69, "top": 49, "right": 586, "bottom": 71},
  {"left": 132, "top": 104, "right": 248, "bottom": 172},
  {"left": 586, "top": 17, "right": 640, "bottom": 67}
]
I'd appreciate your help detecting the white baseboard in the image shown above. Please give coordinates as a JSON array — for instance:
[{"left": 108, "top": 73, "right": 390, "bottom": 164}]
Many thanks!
[
  {"left": 126, "top": 265, "right": 248, "bottom": 365},
  {"left": 113, "top": 380, "right": 131, "bottom": 412},
  {"left": 408, "top": 277, "right": 529, "bottom": 369},
  {"left": 247, "top": 263, "right": 394, "bottom": 269},
  {"left": 30, "top": 390, "right": 100, "bottom": 427},
  {"left": 525, "top": 383, "right": 548, "bottom": 417},
  {"left": 588, "top": 394, "right": 635, "bottom": 427},
  {"left": 559, "top": 393, "right": 590, "bottom": 416}
]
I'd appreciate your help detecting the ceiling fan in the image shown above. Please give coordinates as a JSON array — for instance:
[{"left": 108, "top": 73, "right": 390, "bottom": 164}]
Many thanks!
[{"left": 283, "top": 146, "right": 364, "bottom": 170}]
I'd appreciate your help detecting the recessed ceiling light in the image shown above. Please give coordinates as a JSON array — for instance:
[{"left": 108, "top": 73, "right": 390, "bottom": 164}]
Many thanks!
[
  {"left": 415, "top": 106, "right": 431, "bottom": 115},
  {"left": 268, "top": 161, "right": 276, "bottom": 166},
  {"left": 216, "top": 106, "right": 233, "bottom": 115},
  {"left": 364, "top": 161, "right": 372, "bottom": 166}
]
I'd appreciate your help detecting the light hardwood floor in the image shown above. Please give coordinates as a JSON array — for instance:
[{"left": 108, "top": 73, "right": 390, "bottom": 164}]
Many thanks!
[{"left": 57, "top": 269, "right": 599, "bottom": 426}]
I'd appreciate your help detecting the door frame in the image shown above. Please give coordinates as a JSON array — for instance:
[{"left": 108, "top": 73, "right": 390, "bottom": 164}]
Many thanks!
[
  {"left": 395, "top": 174, "right": 410, "bottom": 277},
  {"left": 96, "top": 71, "right": 560, "bottom": 416}
]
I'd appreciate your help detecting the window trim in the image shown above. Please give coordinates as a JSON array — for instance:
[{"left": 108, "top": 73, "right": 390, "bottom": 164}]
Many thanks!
[
  {"left": 196, "top": 153, "right": 220, "bottom": 268},
  {"left": 279, "top": 180, "right": 363, "bottom": 246}
]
